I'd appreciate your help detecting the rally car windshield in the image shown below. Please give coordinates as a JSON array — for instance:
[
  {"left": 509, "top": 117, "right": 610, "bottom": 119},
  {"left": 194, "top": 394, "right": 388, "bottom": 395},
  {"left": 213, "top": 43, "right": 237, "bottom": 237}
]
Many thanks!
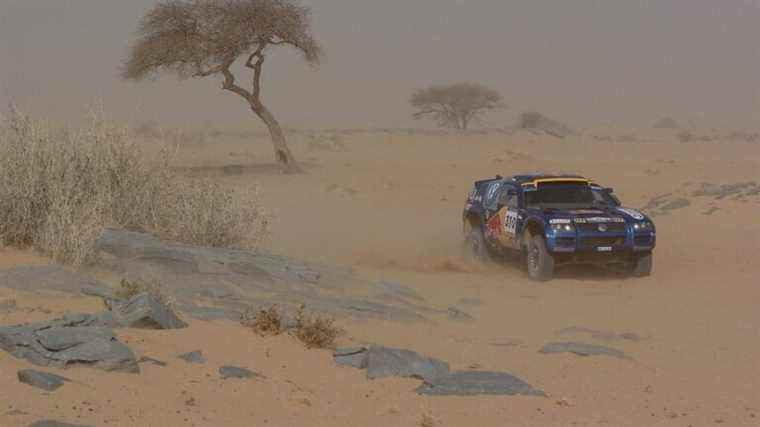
[{"left": 525, "top": 183, "right": 616, "bottom": 209}]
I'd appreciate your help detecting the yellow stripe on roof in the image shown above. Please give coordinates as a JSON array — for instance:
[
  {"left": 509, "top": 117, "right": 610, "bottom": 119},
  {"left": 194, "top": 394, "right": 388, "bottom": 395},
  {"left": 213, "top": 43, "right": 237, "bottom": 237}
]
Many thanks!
[{"left": 522, "top": 178, "right": 591, "bottom": 186}]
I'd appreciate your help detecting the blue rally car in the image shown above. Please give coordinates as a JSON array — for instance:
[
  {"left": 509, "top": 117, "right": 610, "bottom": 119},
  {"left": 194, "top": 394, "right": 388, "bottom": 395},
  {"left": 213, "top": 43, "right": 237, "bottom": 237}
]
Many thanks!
[{"left": 462, "top": 174, "right": 656, "bottom": 281}]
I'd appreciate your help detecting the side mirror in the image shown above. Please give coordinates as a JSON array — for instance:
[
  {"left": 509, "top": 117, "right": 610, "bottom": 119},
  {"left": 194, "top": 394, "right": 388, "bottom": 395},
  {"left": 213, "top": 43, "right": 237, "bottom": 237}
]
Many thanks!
[{"left": 604, "top": 187, "right": 614, "bottom": 194}]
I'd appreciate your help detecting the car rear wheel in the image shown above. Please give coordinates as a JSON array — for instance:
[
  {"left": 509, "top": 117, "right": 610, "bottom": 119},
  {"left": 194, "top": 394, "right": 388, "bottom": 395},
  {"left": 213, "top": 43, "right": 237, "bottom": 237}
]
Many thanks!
[
  {"left": 463, "top": 228, "right": 492, "bottom": 263},
  {"left": 631, "top": 252, "right": 653, "bottom": 277},
  {"left": 526, "top": 235, "right": 554, "bottom": 281}
]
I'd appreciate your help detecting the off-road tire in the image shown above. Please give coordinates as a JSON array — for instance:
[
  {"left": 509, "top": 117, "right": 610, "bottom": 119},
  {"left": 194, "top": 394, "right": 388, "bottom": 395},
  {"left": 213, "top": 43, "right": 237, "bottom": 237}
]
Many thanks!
[
  {"left": 526, "top": 235, "right": 554, "bottom": 281},
  {"left": 463, "top": 228, "right": 492, "bottom": 264},
  {"left": 631, "top": 251, "right": 653, "bottom": 277}
]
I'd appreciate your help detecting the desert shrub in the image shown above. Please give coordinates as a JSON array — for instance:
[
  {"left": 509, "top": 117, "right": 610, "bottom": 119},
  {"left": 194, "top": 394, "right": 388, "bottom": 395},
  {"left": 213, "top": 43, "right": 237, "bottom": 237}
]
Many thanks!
[
  {"left": 420, "top": 414, "right": 436, "bottom": 427},
  {"left": 241, "top": 305, "right": 283, "bottom": 336},
  {"left": 516, "top": 111, "right": 574, "bottom": 138},
  {"left": 116, "top": 278, "right": 176, "bottom": 311},
  {"left": 0, "top": 108, "right": 270, "bottom": 265},
  {"left": 293, "top": 304, "right": 341, "bottom": 349}
]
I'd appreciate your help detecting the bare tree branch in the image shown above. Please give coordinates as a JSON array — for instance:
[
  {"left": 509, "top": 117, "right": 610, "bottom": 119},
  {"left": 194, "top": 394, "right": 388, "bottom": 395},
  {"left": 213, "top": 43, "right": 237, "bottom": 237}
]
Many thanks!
[{"left": 121, "top": 0, "right": 323, "bottom": 171}]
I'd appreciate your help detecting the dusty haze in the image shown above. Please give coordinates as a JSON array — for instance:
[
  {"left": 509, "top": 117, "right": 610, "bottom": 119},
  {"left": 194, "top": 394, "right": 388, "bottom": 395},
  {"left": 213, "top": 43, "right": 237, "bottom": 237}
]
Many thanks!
[{"left": 2, "top": 0, "right": 760, "bottom": 129}]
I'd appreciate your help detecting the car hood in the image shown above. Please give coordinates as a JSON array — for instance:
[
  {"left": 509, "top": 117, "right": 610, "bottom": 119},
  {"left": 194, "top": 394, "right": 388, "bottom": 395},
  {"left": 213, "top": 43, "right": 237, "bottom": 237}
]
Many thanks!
[{"left": 542, "top": 206, "right": 650, "bottom": 223}]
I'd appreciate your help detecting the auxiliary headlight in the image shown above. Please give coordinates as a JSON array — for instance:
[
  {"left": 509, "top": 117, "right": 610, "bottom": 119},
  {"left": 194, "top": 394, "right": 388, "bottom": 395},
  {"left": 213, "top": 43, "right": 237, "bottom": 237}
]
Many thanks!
[
  {"left": 633, "top": 221, "right": 653, "bottom": 231},
  {"left": 551, "top": 223, "right": 575, "bottom": 232}
]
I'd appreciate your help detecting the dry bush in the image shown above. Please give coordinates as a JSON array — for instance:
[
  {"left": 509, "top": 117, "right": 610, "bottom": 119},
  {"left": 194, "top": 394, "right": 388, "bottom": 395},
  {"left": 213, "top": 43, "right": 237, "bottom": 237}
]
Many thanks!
[
  {"left": 420, "top": 414, "right": 436, "bottom": 427},
  {"left": 0, "top": 108, "right": 270, "bottom": 265},
  {"left": 241, "top": 305, "right": 283, "bottom": 336},
  {"left": 116, "top": 278, "right": 176, "bottom": 311},
  {"left": 293, "top": 304, "right": 341, "bottom": 349}
]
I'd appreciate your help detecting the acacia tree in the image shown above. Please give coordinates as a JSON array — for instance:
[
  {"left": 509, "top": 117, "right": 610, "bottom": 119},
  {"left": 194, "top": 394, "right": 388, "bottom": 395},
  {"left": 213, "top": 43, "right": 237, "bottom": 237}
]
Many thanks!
[
  {"left": 411, "top": 83, "right": 504, "bottom": 131},
  {"left": 122, "top": 0, "right": 323, "bottom": 173}
]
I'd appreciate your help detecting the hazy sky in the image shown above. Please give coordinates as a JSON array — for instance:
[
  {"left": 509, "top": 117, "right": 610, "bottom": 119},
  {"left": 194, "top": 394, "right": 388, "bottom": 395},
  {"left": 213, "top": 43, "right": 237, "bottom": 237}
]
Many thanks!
[{"left": 2, "top": 0, "right": 760, "bottom": 129}]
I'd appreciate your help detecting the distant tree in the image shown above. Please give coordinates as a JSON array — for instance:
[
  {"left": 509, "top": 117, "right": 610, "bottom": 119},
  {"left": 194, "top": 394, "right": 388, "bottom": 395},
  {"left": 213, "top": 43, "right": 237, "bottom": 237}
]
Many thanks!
[
  {"left": 411, "top": 83, "right": 504, "bottom": 130},
  {"left": 122, "top": 0, "right": 323, "bottom": 173}
]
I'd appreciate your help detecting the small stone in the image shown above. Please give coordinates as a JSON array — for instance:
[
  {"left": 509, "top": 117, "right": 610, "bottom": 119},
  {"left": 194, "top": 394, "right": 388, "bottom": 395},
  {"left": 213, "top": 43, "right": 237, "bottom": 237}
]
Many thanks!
[
  {"left": 18, "top": 370, "right": 68, "bottom": 391},
  {"left": 178, "top": 351, "right": 206, "bottom": 364},
  {"left": 539, "top": 342, "right": 632, "bottom": 360},
  {"left": 416, "top": 371, "right": 546, "bottom": 397},
  {"left": 219, "top": 366, "right": 259, "bottom": 379},
  {"left": 137, "top": 356, "right": 167, "bottom": 367}
]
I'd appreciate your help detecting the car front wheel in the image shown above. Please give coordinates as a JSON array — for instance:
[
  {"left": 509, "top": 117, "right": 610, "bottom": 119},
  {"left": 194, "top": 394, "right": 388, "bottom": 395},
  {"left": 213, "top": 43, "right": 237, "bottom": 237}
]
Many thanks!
[{"left": 526, "top": 235, "right": 554, "bottom": 281}]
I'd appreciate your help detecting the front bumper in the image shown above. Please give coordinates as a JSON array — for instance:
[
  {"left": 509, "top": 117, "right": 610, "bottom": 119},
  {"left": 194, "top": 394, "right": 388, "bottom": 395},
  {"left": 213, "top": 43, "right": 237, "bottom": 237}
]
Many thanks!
[{"left": 547, "top": 229, "right": 656, "bottom": 254}]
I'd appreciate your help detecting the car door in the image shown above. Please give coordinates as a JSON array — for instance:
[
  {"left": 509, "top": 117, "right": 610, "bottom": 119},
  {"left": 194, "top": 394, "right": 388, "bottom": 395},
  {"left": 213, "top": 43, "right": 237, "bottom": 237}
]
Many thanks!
[
  {"left": 484, "top": 183, "right": 520, "bottom": 248},
  {"left": 499, "top": 185, "right": 521, "bottom": 248}
]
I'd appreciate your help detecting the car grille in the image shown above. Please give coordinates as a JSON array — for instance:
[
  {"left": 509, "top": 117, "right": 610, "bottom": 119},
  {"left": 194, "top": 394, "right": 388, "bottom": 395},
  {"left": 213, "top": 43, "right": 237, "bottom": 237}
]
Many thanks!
[
  {"left": 576, "top": 222, "right": 626, "bottom": 233},
  {"left": 580, "top": 236, "right": 625, "bottom": 249},
  {"left": 555, "top": 237, "right": 576, "bottom": 247}
]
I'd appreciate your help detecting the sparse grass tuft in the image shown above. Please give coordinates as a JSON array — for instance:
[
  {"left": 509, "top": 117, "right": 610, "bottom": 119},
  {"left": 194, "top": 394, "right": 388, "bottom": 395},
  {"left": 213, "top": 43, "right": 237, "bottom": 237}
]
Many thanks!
[
  {"left": 420, "top": 414, "right": 436, "bottom": 427},
  {"left": 241, "top": 304, "right": 283, "bottom": 336},
  {"left": 240, "top": 304, "right": 341, "bottom": 349},
  {"left": 0, "top": 108, "right": 270, "bottom": 265},
  {"left": 293, "top": 304, "right": 341, "bottom": 349}
]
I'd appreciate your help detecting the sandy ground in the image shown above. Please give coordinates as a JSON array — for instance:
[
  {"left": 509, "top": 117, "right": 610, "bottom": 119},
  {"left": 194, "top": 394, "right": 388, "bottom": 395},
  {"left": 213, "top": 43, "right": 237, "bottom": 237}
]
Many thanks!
[{"left": 1, "top": 130, "right": 759, "bottom": 426}]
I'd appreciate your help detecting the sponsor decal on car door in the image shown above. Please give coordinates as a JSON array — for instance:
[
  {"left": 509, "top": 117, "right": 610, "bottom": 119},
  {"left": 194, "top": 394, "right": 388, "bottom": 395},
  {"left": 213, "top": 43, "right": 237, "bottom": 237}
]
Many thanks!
[
  {"left": 486, "top": 207, "right": 517, "bottom": 246},
  {"left": 505, "top": 209, "right": 518, "bottom": 236}
]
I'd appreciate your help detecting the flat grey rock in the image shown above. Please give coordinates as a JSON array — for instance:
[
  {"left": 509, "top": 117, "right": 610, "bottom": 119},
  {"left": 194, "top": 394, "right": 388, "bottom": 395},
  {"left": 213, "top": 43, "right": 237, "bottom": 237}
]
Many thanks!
[
  {"left": 219, "top": 366, "right": 259, "bottom": 379},
  {"left": 0, "top": 229, "right": 433, "bottom": 324},
  {"left": 80, "top": 284, "right": 117, "bottom": 300},
  {"left": 285, "top": 265, "right": 321, "bottom": 283},
  {"left": 447, "top": 307, "right": 474, "bottom": 322},
  {"left": 557, "top": 326, "right": 641, "bottom": 342},
  {"left": 539, "top": 342, "right": 632, "bottom": 360},
  {"left": 643, "top": 195, "right": 691, "bottom": 216},
  {"left": 366, "top": 346, "right": 449, "bottom": 383},
  {"left": 416, "top": 371, "right": 546, "bottom": 397},
  {"left": 374, "top": 281, "right": 423, "bottom": 302},
  {"left": 333, "top": 347, "right": 368, "bottom": 368},
  {"left": 0, "top": 265, "right": 106, "bottom": 295},
  {"left": 17, "top": 369, "right": 68, "bottom": 391},
  {"left": 28, "top": 421, "right": 93, "bottom": 427},
  {"left": 693, "top": 182, "right": 760, "bottom": 199},
  {"left": 110, "top": 293, "right": 187, "bottom": 330},
  {"left": 89, "top": 228, "right": 430, "bottom": 323},
  {"left": 178, "top": 350, "right": 206, "bottom": 364},
  {"left": 137, "top": 356, "right": 167, "bottom": 367},
  {"left": 0, "top": 314, "right": 139, "bottom": 373}
]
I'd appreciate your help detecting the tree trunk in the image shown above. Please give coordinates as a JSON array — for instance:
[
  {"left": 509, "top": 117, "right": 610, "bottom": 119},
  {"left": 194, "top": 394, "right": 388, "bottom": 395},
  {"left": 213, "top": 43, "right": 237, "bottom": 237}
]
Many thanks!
[{"left": 251, "top": 102, "right": 302, "bottom": 174}]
